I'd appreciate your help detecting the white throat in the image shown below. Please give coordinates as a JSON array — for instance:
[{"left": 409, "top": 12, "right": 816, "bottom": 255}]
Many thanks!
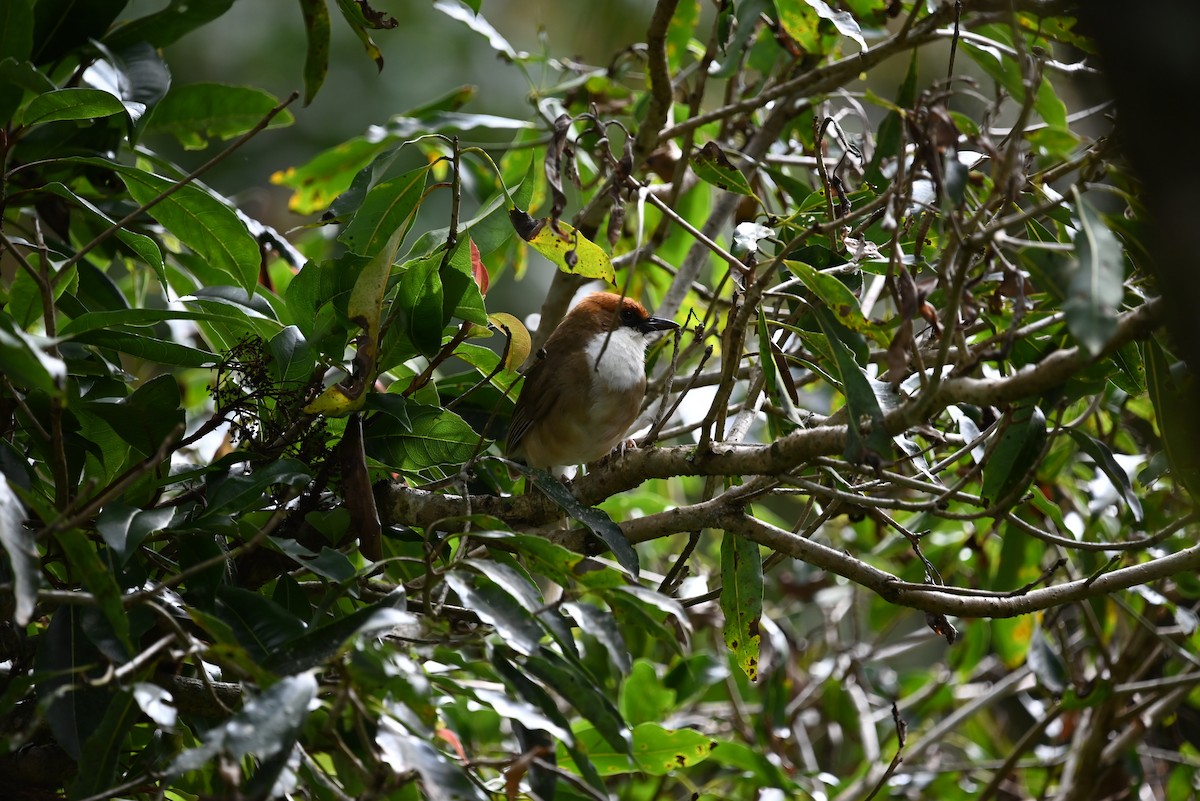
[{"left": 583, "top": 327, "right": 647, "bottom": 391}]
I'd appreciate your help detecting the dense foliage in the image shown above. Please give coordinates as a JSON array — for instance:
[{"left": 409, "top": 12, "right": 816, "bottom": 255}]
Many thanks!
[{"left": 1, "top": 0, "right": 1198, "bottom": 799}]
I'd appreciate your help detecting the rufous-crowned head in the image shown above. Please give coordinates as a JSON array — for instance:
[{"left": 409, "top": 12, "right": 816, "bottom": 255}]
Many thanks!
[{"left": 505, "top": 292, "right": 678, "bottom": 474}]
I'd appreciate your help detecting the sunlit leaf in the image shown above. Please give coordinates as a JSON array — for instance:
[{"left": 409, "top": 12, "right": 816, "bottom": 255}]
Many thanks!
[
  {"left": 488, "top": 312, "right": 530, "bottom": 371},
  {"left": 630, "top": 722, "right": 718, "bottom": 775},
  {"left": 21, "top": 87, "right": 126, "bottom": 125},
  {"left": 509, "top": 209, "right": 616, "bottom": 283}
]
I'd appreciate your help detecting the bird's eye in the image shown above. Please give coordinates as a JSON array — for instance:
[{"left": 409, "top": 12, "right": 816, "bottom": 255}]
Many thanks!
[{"left": 619, "top": 307, "right": 639, "bottom": 324}]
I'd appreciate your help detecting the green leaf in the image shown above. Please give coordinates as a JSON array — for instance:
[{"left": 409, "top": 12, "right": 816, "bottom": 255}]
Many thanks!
[
  {"left": 42, "top": 182, "right": 165, "bottom": 284},
  {"left": 719, "top": 531, "right": 763, "bottom": 682},
  {"left": 666, "top": 0, "right": 700, "bottom": 65},
  {"left": 172, "top": 673, "right": 317, "bottom": 773},
  {"left": 60, "top": 306, "right": 282, "bottom": 342},
  {"left": 564, "top": 600, "right": 631, "bottom": 676},
  {"left": 513, "top": 463, "right": 639, "bottom": 578},
  {"left": 692, "top": 141, "right": 759, "bottom": 199},
  {"left": 1065, "top": 428, "right": 1143, "bottom": 523},
  {"left": 265, "top": 593, "right": 411, "bottom": 675},
  {"left": 21, "top": 87, "right": 126, "bottom": 125},
  {"left": 375, "top": 718, "right": 490, "bottom": 801},
  {"left": 76, "top": 158, "right": 260, "bottom": 294},
  {"left": 630, "top": 721, "right": 718, "bottom": 775},
  {"left": 1027, "top": 623, "right": 1067, "bottom": 694},
  {"left": 992, "top": 616, "right": 1033, "bottom": 668},
  {"left": 605, "top": 585, "right": 693, "bottom": 654},
  {"left": 299, "top": 0, "right": 331, "bottom": 105},
  {"left": 338, "top": 165, "right": 429, "bottom": 257},
  {"left": 34, "top": 606, "right": 110, "bottom": 759},
  {"left": 866, "top": 50, "right": 917, "bottom": 185},
  {"left": 0, "top": 474, "right": 39, "bottom": 626},
  {"left": 272, "top": 136, "right": 388, "bottom": 214},
  {"left": 363, "top": 400, "right": 477, "bottom": 472},
  {"left": 963, "top": 26, "right": 1068, "bottom": 130},
  {"left": 391, "top": 250, "right": 445, "bottom": 358},
  {"left": 84, "top": 41, "right": 171, "bottom": 122},
  {"left": 812, "top": 305, "right": 890, "bottom": 464},
  {"left": 73, "top": 329, "right": 218, "bottom": 368},
  {"left": 441, "top": 238, "right": 488, "bottom": 325},
  {"left": 492, "top": 533, "right": 627, "bottom": 590},
  {"left": 1064, "top": 195, "right": 1124, "bottom": 356},
  {"left": 444, "top": 571, "right": 546, "bottom": 655},
  {"left": 268, "top": 325, "right": 316, "bottom": 387},
  {"left": 524, "top": 648, "right": 630, "bottom": 755},
  {"left": 0, "top": 0, "right": 33, "bottom": 63},
  {"left": 54, "top": 528, "right": 132, "bottom": 655},
  {"left": 32, "top": 0, "right": 126, "bottom": 65},
  {"left": 492, "top": 649, "right": 579, "bottom": 749},
  {"left": 803, "top": 0, "right": 866, "bottom": 50},
  {"left": 143, "top": 83, "right": 294, "bottom": 149},
  {"left": 84, "top": 373, "right": 182, "bottom": 457},
  {"left": 980, "top": 403, "right": 1047, "bottom": 507},
  {"left": 69, "top": 690, "right": 140, "bottom": 800},
  {"left": 216, "top": 586, "right": 309, "bottom": 664},
  {"left": 104, "top": 0, "right": 237, "bottom": 49},
  {"left": 0, "top": 0, "right": 35, "bottom": 124},
  {"left": 470, "top": 686, "right": 571, "bottom": 742},
  {"left": 96, "top": 503, "right": 174, "bottom": 565},
  {"left": 0, "top": 315, "right": 65, "bottom": 397},
  {"left": 200, "top": 459, "right": 312, "bottom": 520},
  {"left": 785, "top": 260, "right": 870, "bottom": 332},
  {"left": 567, "top": 725, "right": 636, "bottom": 776},
  {"left": 618, "top": 660, "right": 676, "bottom": 726},
  {"left": 773, "top": 0, "right": 820, "bottom": 53},
  {"left": 1059, "top": 679, "right": 1113, "bottom": 711}
]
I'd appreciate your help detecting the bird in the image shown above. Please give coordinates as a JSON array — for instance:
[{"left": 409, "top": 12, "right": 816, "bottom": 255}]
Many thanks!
[{"left": 505, "top": 291, "right": 679, "bottom": 474}]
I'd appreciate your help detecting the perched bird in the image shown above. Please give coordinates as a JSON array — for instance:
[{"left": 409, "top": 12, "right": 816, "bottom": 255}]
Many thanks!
[{"left": 506, "top": 292, "right": 679, "bottom": 474}]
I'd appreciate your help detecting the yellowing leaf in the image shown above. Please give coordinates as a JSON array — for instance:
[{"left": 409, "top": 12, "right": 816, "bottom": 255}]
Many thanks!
[
  {"left": 509, "top": 209, "right": 615, "bottom": 283},
  {"left": 631, "top": 722, "right": 718, "bottom": 775},
  {"left": 303, "top": 383, "right": 366, "bottom": 416},
  {"left": 488, "top": 312, "right": 530, "bottom": 371}
]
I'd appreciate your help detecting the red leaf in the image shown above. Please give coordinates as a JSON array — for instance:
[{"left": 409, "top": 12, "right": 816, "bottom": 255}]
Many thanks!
[
  {"left": 436, "top": 726, "right": 468, "bottom": 762},
  {"left": 470, "top": 240, "right": 489, "bottom": 296}
]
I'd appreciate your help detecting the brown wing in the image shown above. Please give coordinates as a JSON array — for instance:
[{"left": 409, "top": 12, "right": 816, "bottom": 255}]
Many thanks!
[
  {"left": 505, "top": 345, "right": 596, "bottom": 462},
  {"left": 505, "top": 354, "right": 554, "bottom": 456}
]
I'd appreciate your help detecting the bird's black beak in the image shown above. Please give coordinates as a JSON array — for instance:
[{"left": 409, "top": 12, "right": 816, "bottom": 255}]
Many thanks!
[{"left": 639, "top": 316, "right": 680, "bottom": 334}]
